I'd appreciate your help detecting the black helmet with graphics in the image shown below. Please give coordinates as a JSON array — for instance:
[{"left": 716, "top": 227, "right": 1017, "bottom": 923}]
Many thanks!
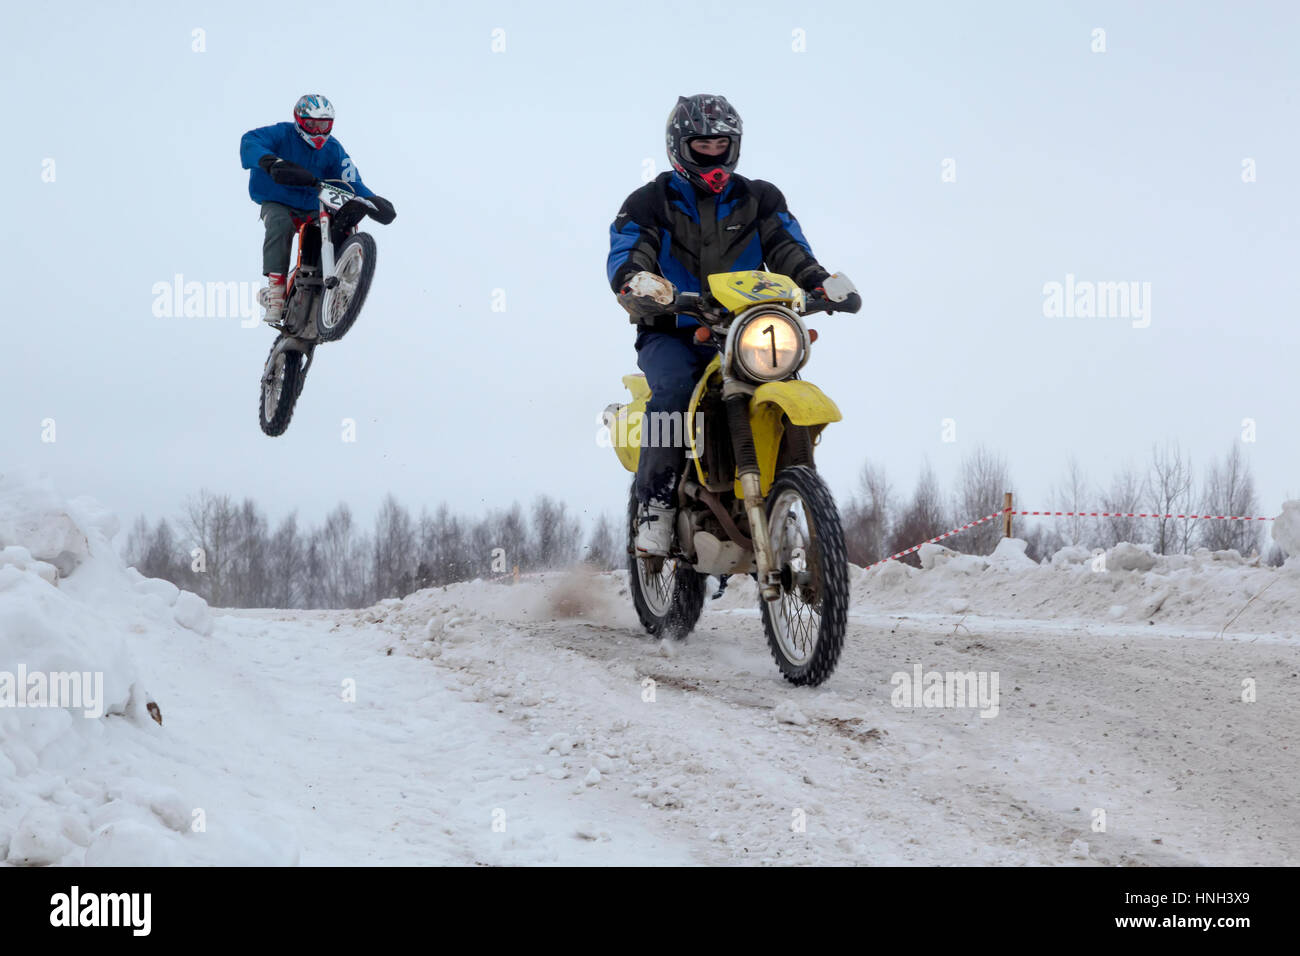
[{"left": 665, "top": 94, "right": 742, "bottom": 195}]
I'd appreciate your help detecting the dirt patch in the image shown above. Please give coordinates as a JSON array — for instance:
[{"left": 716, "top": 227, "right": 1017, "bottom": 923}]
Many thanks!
[{"left": 820, "top": 717, "right": 887, "bottom": 745}]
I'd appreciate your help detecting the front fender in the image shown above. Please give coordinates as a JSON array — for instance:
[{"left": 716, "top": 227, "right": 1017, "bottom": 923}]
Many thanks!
[
  {"left": 738, "top": 380, "right": 842, "bottom": 498},
  {"left": 752, "top": 380, "right": 842, "bottom": 427}
]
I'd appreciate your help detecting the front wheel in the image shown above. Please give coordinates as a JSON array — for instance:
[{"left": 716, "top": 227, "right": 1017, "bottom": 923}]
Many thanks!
[
  {"left": 259, "top": 340, "right": 305, "bottom": 437},
  {"left": 626, "top": 485, "right": 706, "bottom": 639},
  {"left": 317, "top": 232, "right": 377, "bottom": 342},
  {"left": 760, "top": 465, "right": 849, "bottom": 686}
]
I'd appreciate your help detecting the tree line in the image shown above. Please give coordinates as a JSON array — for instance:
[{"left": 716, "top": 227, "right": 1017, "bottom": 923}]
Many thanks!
[
  {"left": 842, "top": 441, "right": 1271, "bottom": 567},
  {"left": 123, "top": 492, "right": 622, "bottom": 610},
  {"left": 124, "top": 441, "right": 1271, "bottom": 609}
]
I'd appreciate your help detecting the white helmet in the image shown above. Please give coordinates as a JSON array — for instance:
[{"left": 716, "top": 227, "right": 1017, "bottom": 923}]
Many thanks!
[{"left": 293, "top": 94, "right": 335, "bottom": 149}]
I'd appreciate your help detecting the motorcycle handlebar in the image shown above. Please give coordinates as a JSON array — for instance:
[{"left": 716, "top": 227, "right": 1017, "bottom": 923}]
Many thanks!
[
  {"left": 670, "top": 290, "right": 862, "bottom": 318},
  {"left": 803, "top": 291, "right": 862, "bottom": 315}
]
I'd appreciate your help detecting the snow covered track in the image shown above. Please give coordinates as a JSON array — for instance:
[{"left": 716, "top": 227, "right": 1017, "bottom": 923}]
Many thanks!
[
  {"left": 2, "top": 473, "right": 1298, "bottom": 865},
  {"left": 303, "top": 570, "right": 1295, "bottom": 866}
]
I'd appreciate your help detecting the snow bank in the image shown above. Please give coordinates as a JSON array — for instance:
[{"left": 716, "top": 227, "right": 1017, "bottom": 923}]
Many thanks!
[
  {"left": 1272, "top": 500, "right": 1300, "bottom": 562},
  {"left": 855, "top": 534, "right": 1298, "bottom": 635},
  {"left": 0, "top": 471, "right": 222, "bottom": 865}
]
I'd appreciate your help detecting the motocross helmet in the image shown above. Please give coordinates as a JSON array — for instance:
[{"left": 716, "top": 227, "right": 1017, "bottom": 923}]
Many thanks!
[
  {"left": 293, "top": 94, "right": 335, "bottom": 149},
  {"left": 665, "top": 94, "right": 742, "bottom": 194}
]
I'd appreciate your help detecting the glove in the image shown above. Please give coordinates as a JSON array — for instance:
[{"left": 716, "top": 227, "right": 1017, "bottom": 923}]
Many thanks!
[
  {"left": 258, "top": 154, "right": 316, "bottom": 187},
  {"left": 618, "top": 271, "right": 676, "bottom": 321},
  {"left": 366, "top": 195, "right": 396, "bottom": 224},
  {"left": 808, "top": 272, "right": 862, "bottom": 314}
]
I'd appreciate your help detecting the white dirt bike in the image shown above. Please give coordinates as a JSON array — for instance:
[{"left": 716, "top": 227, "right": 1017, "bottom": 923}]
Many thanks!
[{"left": 258, "top": 179, "right": 382, "bottom": 436}]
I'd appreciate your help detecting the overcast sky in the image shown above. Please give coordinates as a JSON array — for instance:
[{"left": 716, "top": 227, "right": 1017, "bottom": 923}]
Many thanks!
[{"left": 3, "top": 0, "right": 1298, "bottom": 544}]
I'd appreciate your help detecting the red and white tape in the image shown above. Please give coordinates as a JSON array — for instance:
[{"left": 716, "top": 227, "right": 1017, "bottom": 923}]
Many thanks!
[
  {"left": 863, "top": 508, "right": 1007, "bottom": 571},
  {"left": 863, "top": 507, "right": 1275, "bottom": 572},
  {"left": 1010, "top": 509, "right": 1273, "bottom": 522}
]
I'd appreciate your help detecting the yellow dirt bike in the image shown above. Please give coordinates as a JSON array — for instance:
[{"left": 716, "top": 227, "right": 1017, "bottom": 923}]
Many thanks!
[{"left": 604, "top": 270, "right": 860, "bottom": 686}]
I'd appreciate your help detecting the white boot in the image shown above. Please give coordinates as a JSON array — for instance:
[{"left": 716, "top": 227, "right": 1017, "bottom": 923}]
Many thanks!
[
  {"left": 634, "top": 499, "right": 675, "bottom": 557},
  {"left": 258, "top": 274, "right": 286, "bottom": 327}
]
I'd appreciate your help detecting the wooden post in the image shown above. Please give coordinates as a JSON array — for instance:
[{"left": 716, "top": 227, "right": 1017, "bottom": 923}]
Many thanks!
[{"left": 1003, "top": 492, "right": 1013, "bottom": 538}]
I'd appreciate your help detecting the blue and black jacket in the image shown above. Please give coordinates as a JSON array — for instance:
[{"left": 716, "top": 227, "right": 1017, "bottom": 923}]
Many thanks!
[
  {"left": 239, "top": 122, "right": 374, "bottom": 211},
  {"left": 607, "top": 171, "right": 829, "bottom": 330}
]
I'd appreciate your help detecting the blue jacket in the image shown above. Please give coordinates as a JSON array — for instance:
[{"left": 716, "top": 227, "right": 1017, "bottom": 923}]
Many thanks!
[
  {"left": 239, "top": 122, "right": 374, "bottom": 210},
  {"left": 607, "top": 171, "right": 827, "bottom": 329}
]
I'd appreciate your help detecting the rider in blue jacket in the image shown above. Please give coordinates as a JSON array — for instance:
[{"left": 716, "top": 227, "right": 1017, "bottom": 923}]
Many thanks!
[
  {"left": 240, "top": 95, "right": 395, "bottom": 326},
  {"left": 608, "top": 94, "right": 856, "bottom": 557}
]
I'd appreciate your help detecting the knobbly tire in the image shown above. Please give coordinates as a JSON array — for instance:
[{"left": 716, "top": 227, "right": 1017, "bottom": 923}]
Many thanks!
[
  {"left": 316, "top": 232, "right": 377, "bottom": 343},
  {"left": 760, "top": 465, "right": 848, "bottom": 686},
  {"left": 259, "top": 342, "right": 305, "bottom": 437},
  {"left": 626, "top": 485, "right": 706, "bottom": 639}
]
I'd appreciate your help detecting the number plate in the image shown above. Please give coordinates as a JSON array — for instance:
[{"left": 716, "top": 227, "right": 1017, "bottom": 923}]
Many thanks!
[{"left": 318, "top": 183, "right": 354, "bottom": 210}]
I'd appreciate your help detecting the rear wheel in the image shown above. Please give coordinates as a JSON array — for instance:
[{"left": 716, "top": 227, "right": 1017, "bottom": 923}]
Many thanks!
[
  {"left": 317, "top": 232, "right": 377, "bottom": 342},
  {"left": 626, "top": 485, "right": 706, "bottom": 639},
  {"left": 760, "top": 465, "right": 848, "bottom": 686},
  {"left": 259, "top": 341, "right": 305, "bottom": 437}
]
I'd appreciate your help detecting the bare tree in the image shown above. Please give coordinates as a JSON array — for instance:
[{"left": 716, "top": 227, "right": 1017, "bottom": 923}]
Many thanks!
[
  {"left": 843, "top": 461, "right": 891, "bottom": 566},
  {"left": 301, "top": 530, "right": 325, "bottom": 608},
  {"left": 182, "top": 490, "right": 237, "bottom": 606},
  {"left": 419, "top": 503, "right": 470, "bottom": 585},
  {"left": 493, "top": 502, "right": 531, "bottom": 574},
  {"left": 122, "top": 515, "right": 150, "bottom": 570},
  {"left": 372, "top": 494, "right": 416, "bottom": 598},
  {"left": 349, "top": 532, "right": 374, "bottom": 606},
  {"left": 582, "top": 513, "right": 620, "bottom": 569},
  {"left": 1147, "top": 442, "right": 1194, "bottom": 555},
  {"left": 1098, "top": 463, "right": 1146, "bottom": 548},
  {"left": 267, "top": 513, "right": 304, "bottom": 609},
  {"left": 885, "top": 461, "right": 948, "bottom": 567},
  {"left": 124, "top": 515, "right": 182, "bottom": 582},
  {"left": 530, "top": 496, "right": 580, "bottom": 569},
  {"left": 468, "top": 514, "right": 498, "bottom": 579},
  {"left": 318, "top": 503, "right": 359, "bottom": 608},
  {"left": 952, "top": 444, "right": 1011, "bottom": 555},
  {"left": 1050, "top": 456, "right": 1094, "bottom": 548},
  {"left": 1200, "top": 444, "right": 1261, "bottom": 555},
  {"left": 228, "top": 498, "right": 269, "bottom": 608}
]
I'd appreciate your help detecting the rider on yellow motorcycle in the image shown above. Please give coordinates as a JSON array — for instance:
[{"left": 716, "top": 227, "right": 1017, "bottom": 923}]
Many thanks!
[{"left": 607, "top": 94, "right": 848, "bottom": 557}]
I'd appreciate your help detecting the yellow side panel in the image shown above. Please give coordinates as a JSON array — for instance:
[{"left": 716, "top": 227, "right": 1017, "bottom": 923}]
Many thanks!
[
  {"left": 622, "top": 373, "right": 650, "bottom": 403},
  {"left": 611, "top": 375, "right": 649, "bottom": 473},
  {"left": 708, "top": 271, "right": 801, "bottom": 314}
]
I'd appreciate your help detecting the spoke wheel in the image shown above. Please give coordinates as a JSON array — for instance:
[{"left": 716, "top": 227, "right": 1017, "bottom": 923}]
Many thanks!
[
  {"left": 626, "top": 484, "right": 705, "bottom": 639},
  {"left": 317, "top": 232, "right": 376, "bottom": 342},
  {"left": 258, "top": 339, "right": 305, "bottom": 437},
  {"left": 760, "top": 466, "right": 848, "bottom": 686}
]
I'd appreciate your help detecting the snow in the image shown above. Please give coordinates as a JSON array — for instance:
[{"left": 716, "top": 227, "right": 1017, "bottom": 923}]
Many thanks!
[
  {"left": 3, "top": 474, "right": 1299, "bottom": 865},
  {"left": 1272, "top": 500, "right": 1300, "bottom": 559}
]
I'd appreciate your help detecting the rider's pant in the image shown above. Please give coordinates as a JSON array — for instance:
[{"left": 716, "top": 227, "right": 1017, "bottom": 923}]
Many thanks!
[
  {"left": 259, "top": 202, "right": 315, "bottom": 275},
  {"left": 634, "top": 327, "right": 718, "bottom": 505}
]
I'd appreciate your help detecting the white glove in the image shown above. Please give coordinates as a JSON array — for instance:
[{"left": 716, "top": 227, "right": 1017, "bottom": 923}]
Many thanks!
[
  {"left": 621, "top": 271, "right": 676, "bottom": 305},
  {"left": 821, "top": 272, "right": 858, "bottom": 303}
]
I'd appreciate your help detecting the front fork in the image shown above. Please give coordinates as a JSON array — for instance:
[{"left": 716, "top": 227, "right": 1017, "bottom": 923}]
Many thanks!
[
  {"left": 318, "top": 210, "right": 337, "bottom": 287},
  {"left": 724, "top": 383, "right": 781, "bottom": 603}
]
